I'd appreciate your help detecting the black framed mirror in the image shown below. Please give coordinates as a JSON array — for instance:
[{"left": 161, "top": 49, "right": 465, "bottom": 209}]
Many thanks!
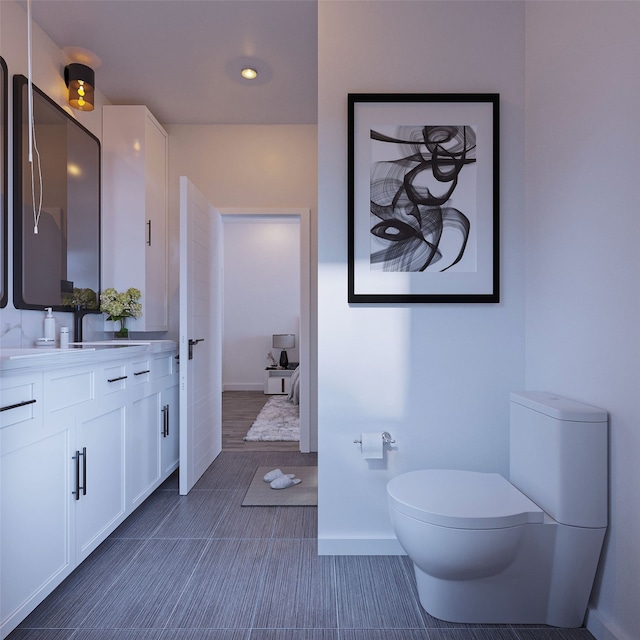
[
  {"left": 13, "top": 74, "right": 100, "bottom": 311},
  {"left": 0, "top": 57, "right": 7, "bottom": 308}
]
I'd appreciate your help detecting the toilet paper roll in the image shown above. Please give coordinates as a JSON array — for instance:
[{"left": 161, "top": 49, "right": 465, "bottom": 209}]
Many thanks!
[{"left": 361, "top": 432, "right": 384, "bottom": 459}]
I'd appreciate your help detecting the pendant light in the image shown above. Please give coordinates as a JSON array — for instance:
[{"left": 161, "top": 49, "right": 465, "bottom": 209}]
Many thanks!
[{"left": 64, "top": 63, "right": 95, "bottom": 111}]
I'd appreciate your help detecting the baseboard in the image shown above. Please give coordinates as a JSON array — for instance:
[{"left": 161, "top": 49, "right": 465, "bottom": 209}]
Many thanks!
[
  {"left": 586, "top": 607, "right": 629, "bottom": 640},
  {"left": 223, "top": 383, "right": 263, "bottom": 392},
  {"left": 318, "top": 536, "right": 405, "bottom": 556}
]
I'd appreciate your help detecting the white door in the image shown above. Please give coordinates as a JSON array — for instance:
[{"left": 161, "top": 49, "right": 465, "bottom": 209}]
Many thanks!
[{"left": 179, "top": 176, "right": 222, "bottom": 495}]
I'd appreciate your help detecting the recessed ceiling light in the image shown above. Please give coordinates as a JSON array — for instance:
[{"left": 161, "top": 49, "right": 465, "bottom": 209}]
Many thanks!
[{"left": 241, "top": 67, "right": 258, "bottom": 80}]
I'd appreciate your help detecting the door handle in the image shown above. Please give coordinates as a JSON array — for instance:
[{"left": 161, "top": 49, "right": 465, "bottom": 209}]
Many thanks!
[{"left": 188, "top": 338, "right": 205, "bottom": 360}]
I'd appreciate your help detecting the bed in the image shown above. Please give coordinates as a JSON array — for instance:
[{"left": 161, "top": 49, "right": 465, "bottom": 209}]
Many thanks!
[{"left": 287, "top": 365, "right": 301, "bottom": 406}]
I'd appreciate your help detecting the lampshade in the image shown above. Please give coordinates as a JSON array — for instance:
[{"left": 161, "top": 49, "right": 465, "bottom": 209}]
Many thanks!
[
  {"left": 272, "top": 334, "right": 295, "bottom": 350},
  {"left": 64, "top": 63, "right": 95, "bottom": 111}
]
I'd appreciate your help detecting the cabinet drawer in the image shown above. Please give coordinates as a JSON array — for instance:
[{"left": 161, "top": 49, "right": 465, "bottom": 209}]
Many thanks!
[
  {"left": 100, "top": 362, "right": 129, "bottom": 396},
  {"left": 44, "top": 368, "right": 94, "bottom": 412},
  {"left": 0, "top": 374, "right": 41, "bottom": 430},
  {"left": 130, "top": 358, "right": 151, "bottom": 385},
  {"left": 151, "top": 353, "right": 174, "bottom": 380}
]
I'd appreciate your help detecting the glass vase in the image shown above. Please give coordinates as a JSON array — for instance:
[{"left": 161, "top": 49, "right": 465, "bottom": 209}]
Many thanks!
[{"left": 115, "top": 317, "right": 129, "bottom": 339}]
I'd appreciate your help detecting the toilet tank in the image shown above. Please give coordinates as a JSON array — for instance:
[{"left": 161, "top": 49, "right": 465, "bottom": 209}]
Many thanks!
[{"left": 509, "top": 391, "right": 608, "bottom": 528}]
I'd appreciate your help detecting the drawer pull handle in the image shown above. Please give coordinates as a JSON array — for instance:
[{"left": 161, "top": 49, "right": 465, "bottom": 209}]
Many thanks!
[
  {"left": 0, "top": 398, "right": 36, "bottom": 412},
  {"left": 134, "top": 370, "right": 151, "bottom": 376},
  {"left": 107, "top": 375, "right": 128, "bottom": 383}
]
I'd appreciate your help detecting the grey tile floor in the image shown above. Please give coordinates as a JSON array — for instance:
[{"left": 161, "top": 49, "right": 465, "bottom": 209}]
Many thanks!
[{"left": 10, "top": 451, "right": 596, "bottom": 640}]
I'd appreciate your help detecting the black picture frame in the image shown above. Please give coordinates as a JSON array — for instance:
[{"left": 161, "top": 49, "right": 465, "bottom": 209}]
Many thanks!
[{"left": 348, "top": 93, "right": 499, "bottom": 303}]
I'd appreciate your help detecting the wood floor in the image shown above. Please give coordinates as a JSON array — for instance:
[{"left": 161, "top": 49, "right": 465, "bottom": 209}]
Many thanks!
[{"left": 222, "top": 390, "right": 301, "bottom": 452}]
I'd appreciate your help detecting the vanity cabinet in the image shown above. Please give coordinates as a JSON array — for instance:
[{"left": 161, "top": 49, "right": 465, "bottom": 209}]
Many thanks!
[
  {"left": 0, "top": 346, "right": 178, "bottom": 639},
  {"left": 102, "top": 105, "right": 169, "bottom": 332}
]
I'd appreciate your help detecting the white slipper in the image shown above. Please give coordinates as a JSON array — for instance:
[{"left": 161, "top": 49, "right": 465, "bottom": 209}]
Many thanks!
[
  {"left": 263, "top": 468, "right": 295, "bottom": 483},
  {"left": 270, "top": 475, "right": 302, "bottom": 490}
]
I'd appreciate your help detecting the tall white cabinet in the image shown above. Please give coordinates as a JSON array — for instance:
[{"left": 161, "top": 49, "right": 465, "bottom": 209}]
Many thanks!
[{"left": 102, "top": 106, "right": 169, "bottom": 332}]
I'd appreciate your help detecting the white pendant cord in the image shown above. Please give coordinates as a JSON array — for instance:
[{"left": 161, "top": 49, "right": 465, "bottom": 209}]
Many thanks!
[{"left": 26, "top": 0, "right": 43, "bottom": 234}]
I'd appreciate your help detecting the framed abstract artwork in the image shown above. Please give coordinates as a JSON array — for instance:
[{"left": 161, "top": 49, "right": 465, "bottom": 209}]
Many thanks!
[{"left": 348, "top": 93, "right": 499, "bottom": 303}]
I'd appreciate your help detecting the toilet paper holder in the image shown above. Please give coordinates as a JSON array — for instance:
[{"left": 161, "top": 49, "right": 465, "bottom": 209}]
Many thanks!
[{"left": 354, "top": 432, "right": 396, "bottom": 446}]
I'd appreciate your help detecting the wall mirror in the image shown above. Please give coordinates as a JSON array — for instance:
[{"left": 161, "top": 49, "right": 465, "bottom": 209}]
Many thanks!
[
  {"left": 0, "top": 57, "right": 7, "bottom": 308},
  {"left": 13, "top": 74, "right": 100, "bottom": 311}
]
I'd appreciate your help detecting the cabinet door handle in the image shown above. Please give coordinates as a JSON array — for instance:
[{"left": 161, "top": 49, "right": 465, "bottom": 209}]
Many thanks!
[
  {"left": 107, "top": 375, "right": 128, "bottom": 383},
  {"left": 134, "top": 370, "right": 150, "bottom": 376},
  {"left": 81, "top": 447, "right": 87, "bottom": 496},
  {"left": 161, "top": 404, "right": 169, "bottom": 437},
  {"left": 0, "top": 398, "right": 36, "bottom": 412},
  {"left": 73, "top": 450, "right": 80, "bottom": 500},
  {"left": 147, "top": 219, "right": 152, "bottom": 246},
  {"left": 281, "top": 378, "right": 285, "bottom": 393},
  {"left": 73, "top": 447, "right": 87, "bottom": 499}
]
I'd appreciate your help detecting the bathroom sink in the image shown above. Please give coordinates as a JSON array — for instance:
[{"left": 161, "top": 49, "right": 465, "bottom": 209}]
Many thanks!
[{"left": 72, "top": 340, "right": 152, "bottom": 346}]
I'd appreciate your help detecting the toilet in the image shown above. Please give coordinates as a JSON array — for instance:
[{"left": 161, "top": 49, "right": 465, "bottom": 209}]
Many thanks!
[{"left": 387, "top": 391, "right": 608, "bottom": 628}]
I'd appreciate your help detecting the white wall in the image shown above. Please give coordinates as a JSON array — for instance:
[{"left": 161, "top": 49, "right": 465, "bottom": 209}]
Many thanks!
[
  {"left": 524, "top": 3, "right": 640, "bottom": 640},
  {"left": 0, "top": 0, "right": 109, "bottom": 347},
  {"left": 222, "top": 215, "right": 300, "bottom": 390},
  {"left": 317, "top": 0, "right": 526, "bottom": 554},
  {"left": 165, "top": 124, "right": 316, "bottom": 335},
  {"left": 318, "top": 2, "right": 639, "bottom": 638}
]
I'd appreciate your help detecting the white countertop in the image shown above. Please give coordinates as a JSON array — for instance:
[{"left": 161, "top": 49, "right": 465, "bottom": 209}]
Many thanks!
[{"left": 0, "top": 340, "right": 178, "bottom": 373}]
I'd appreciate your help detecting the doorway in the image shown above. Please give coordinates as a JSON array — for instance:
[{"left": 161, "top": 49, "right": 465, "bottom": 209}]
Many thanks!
[{"left": 219, "top": 208, "right": 311, "bottom": 452}]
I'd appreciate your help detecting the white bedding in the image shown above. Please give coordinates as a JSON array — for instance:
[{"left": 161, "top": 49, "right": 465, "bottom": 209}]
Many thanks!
[{"left": 287, "top": 365, "right": 300, "bottom": 405}]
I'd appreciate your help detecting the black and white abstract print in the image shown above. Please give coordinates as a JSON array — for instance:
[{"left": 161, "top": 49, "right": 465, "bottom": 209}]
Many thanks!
[{"left": 369, "top": 125, "right": 477, "bottom": 272}]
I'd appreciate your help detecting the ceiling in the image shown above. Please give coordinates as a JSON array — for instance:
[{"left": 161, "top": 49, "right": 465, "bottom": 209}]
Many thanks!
[{"left": 22, "top": 0, "right": 318, "bottom": 126}]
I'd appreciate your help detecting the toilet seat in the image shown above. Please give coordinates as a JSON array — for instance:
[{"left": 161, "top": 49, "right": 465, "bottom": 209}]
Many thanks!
[{"left": 387, "top": 469, "right": 544, "bottom": 529}]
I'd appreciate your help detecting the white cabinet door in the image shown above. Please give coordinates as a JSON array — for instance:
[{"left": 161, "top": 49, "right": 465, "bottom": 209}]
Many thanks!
[
  {"left": 160, "top": 381, "right": 179, "bottom": 477},
  {"left": 144, "top": 114, "right": 169, "bottom": 330},
  {"left": 0, "top": 374, "right": 74, "bottom": 638},
  {"left": 102, "top": 105, "right": 169, "bottom": 331},
  {"left": 127, "top": 390, "right": 162, "bottom": 509},
  {"left": 74, "top": 399, "right": 126, "bottom": 562}
]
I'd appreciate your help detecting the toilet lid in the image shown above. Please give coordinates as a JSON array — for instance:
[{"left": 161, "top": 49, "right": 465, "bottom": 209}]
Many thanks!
[{"left": 387, "top": 469, "right": 544, "bottom": 529}]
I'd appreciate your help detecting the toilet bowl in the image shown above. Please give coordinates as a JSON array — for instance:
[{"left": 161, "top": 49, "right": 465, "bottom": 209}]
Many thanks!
[
  {"left": 387, "top": 392, "right": 608, "bottom": 627},
  {"left": 388, "top": 469, "right": 543, "bottom": 581}
]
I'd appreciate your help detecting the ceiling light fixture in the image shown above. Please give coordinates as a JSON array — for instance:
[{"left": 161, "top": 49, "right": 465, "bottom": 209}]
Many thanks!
[
  {"left": 241, "top": 67, "right": 258, "bottom": 80},
  {"left": 64, "top": 63, "right": 95, "bottom": 111}
]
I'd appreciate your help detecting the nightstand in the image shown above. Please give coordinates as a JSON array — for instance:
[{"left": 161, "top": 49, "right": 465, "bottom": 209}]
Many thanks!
[{"left": 264, "top": 368, "right": 294, "bottom": 394}]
